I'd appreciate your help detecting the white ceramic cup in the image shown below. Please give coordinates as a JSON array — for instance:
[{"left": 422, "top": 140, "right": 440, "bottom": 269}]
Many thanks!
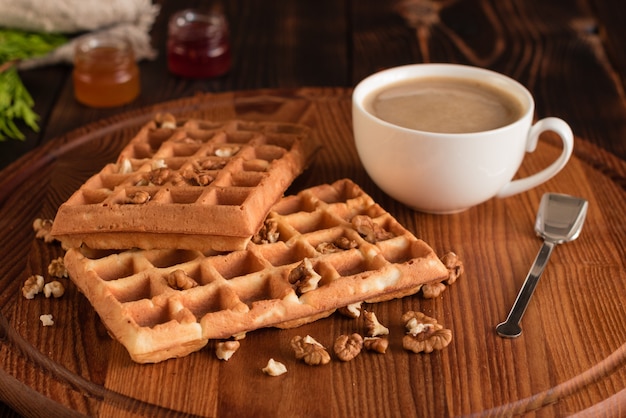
[{"left": 352, "top": 64, "right": 574, "bottom": 214}]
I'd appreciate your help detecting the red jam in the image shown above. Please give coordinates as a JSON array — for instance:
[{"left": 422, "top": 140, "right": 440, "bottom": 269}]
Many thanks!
[{"left": 167, "top": 9, "right": 232, "bottom": 78}]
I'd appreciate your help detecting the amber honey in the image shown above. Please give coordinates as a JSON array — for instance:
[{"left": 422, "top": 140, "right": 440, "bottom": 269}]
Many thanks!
[{"left": 73, "top": 35, "right": 140, "bottom": 108}]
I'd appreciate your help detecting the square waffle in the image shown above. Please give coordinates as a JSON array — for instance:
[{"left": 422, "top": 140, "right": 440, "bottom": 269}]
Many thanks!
[
  {"left": 64, "top": 179, "right": 452, "bottom": 363},
  {"left": 51, "top": 117, "right": 319, "bottom": 252}
]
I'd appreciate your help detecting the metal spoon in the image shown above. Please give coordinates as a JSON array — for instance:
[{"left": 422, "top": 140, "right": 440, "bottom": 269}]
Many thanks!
[{"left": 496, "top": 193, "right": 588, "bottom": 338}]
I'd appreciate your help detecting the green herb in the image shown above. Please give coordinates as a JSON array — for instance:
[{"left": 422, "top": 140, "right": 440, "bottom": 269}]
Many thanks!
[{"left": 0, "top": 28, "right": 67, "bottom": 141}]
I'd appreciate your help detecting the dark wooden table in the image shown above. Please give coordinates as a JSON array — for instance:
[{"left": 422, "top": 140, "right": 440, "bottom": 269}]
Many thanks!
[{"left": 1, "top": 1, "right": 625, "bottom": 417}]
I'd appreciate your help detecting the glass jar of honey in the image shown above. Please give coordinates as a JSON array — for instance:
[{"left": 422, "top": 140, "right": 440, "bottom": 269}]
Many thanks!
[
  {"left": 167, "top": 9, "right": 232, "bottom": 78},
  {"left": 73, "top": 35, "right": 140, "bottom": 107}
]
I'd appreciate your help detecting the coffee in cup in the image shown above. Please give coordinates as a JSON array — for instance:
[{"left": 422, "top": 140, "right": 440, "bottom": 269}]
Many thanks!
[
  {"left": 367, "top": 76, "right": 524, "bottom": 133},
  {"left": 352, "top": 64, "right": 574, "bottom": 214}
]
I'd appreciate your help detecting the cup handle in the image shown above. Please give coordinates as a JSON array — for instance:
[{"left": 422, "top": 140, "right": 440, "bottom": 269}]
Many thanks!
[{"left": 496, "top": 117, "right": 574, "bottom": 198}]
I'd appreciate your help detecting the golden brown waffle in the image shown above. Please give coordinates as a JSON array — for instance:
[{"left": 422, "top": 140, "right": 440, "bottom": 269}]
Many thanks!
[
  {"left": 51, "top": 118, "right": 318, "bottom": 252},
  {"left": 64, "top": 179, "right": 451, "bottom": 363}
]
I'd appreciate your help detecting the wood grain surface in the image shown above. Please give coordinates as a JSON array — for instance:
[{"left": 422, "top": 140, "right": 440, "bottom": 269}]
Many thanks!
[{"left": 0, "top": 89, "right": 625, "bottom": 418}]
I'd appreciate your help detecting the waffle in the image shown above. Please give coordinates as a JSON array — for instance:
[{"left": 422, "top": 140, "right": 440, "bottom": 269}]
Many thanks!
[
  {"left": 64, "top": 179, "right": 452, "bottom": 363},
  {"left": 51, "top": 117, "right": 319, "bottom": 252}
]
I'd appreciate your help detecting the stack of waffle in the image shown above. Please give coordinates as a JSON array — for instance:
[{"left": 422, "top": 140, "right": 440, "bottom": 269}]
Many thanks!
[{"left": 52, "top": 115, "right": 454, "bottom": 363}]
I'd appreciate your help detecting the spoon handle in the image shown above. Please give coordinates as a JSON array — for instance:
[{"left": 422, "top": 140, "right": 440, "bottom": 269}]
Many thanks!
[{"left": 496, "top": 240, "right": 556, "bottom": 338}]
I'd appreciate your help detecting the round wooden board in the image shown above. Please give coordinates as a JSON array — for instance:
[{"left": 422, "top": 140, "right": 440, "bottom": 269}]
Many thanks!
[{"left": 1, "top": 88, "right": 625, "bottom": 418}]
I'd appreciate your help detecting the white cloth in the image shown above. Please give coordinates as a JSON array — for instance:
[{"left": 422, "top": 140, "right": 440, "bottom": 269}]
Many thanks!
[{"left": 0, "top": 0, "right": 160, "bottom": 68}]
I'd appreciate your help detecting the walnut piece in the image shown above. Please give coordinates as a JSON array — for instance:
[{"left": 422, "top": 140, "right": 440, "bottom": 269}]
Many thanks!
[
  {"left": 338, "top": 301, "right": 362, "bottom": 319},
  {"left": 244, "top": 159, "right": 271, "bottom": 171},
  {"left": 118, "top": 158, "right": 133, "bottom": 174},
  {"left": 154, "top": 112, "right": 177, "bottom": 129},
  {"left": 316, "top": 236, "right": 358, "bottom": 254},
  {"left": 22, "top": 275, "right": 44, "bottom": 299},
  {"left": 48, "top": 257, "right": 68, "bottom": 279},
  {"left": 199, "top": 158, "right": 228, "bottom": 170},
  {"left": 421, "top": 282, "right": 447, "bottom": 299},
  {"left": 252, "top": 218, "right": 280, "bottom": 244},
  {"left": 333, "top": 333, "right": 364, "bottom": 361},
  {"left": 215, "top": 340, "right": 240, "bottom": 361},
  {"left": 364, "top": 337, "right": 389, "bottom": 354},
  {"left": 33, "top": 218, "right": 56, "bottom": 243},
  {"left": 402, "top": 311, "right": 452, "bottom": 353},
  {"left": 364, "top": 310, "right": 389, "bottom": 337},
  {"left": 290, "top": 335, "right": 330, "bottom": 366},
  {"left": 214, "top": 145, "right": 240, "bottom": 158},
  {"left": 351, "top": 215, "right": 394, "bottom": 243},
  {"left": 125, "top": 191, "right": 151, "bottom": 204},
  {"left": 262, "top": 358, "right": 288, "bottom": 376},
  {"left": 166, "top": 269, "right": 198, "bottom": 290},
  {"left": 39, "top": 314, "right": 54, "bottom": 327},
  {"left": 148, "top": 167, "right": 172, "bottom": 185},
  {"left": 182, "top": 168, "right": 215, "bottom": 186},
  {"left": 44, "top": 281, "right": 65, "bottom": 298},
  {"left": 288, "top": 258, "right": 321, "bottom": 295},
  {"left": 441, "top": 252, "right": 464, "bottom": 285}
]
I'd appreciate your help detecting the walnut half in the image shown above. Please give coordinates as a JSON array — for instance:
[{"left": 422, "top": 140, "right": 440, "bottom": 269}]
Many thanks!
[
  {"left": 288, "top": 258, "right": 321, "bottom": 295},
  {"left": 48, "top": 257, "right": 68, "bottom": 279},
  {"left": 166, "top": 269, "right": 198, "bottom": 290},
  {"left": 441, "top": 252, "right": 464, "bottom": 285},
  {"left": 351, "top": 215, "right": 394, "bottom": 243},
  {"left": 333, "top": 333, "right": 363, "bottom": 362},
  {"left": 290, "top": 335, "right": 330, "bottom": 366},
  {"left": 364, "top": 337, "right": 389, "bottom": 354},
  {"left": 22, "top": 275, "right": 44, "bottom": 299},
  {"left": 44, "top": 281, "right": 65, "bottom": 298},
  {"left": 402, "top": 311, "right": 452, "bottom": 354},
  {"left": 33, "top": 218, "right": 56, "bottom": 244}
]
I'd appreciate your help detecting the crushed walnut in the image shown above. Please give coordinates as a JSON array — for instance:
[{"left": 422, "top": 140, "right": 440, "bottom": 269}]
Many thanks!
[
  {"left": 316, "top": 236, "right": 358, "bottom": 254},
  {"left": 166, "top": 269, "right": 198, "bottom": 290},
  {"left": 214, "top": 145, "right": 240, "bottom": 158},
  {"left": 124, "top": 190, "right": 151, "bottom": 204},
  {"left": 351, "top": 215, "right": 394, "bottom": 243},
  {"left": 148, "top": 167, "right": 172, "bottom": 185},
  {"left": 216, "top": 340, "right": 240, "bottom": 361},
  {"left": 39, "top": 314, "right": 54, "bottom": 327},
  {"left": 288, "top": 258, "right": 322, "bottom": 295},
  {"left": 182, "top": 168, "right": 215, "bottom": 186},
  {"left": 22, "top": 275, "right": 44, "bottom": 299},
  {"left": 252, "top": 218, "right": 280, "bottom": 244},
  {"left": 199, "top": 159, "right": 228, "bottom": 170},
  {"left": 48, "top": 257, "right": 68, "bottom": 279},
  {"left": 421, "top": 282, "right": 447, "bottom": 299},
  {"left": 338, "top": 301, "right": 362, "bottom": 319},
  {"left": 364, "top": 310, "right": 389, "bottom": 337},
  {"left": 44, "top": 281, "right": 65, "bottom": 298},
  {"left": 154, "top": 112, "right": 177, "bottom": 129},
  {"left": 333, "top": 333, "right": 364, "bottom": 362},
  {"left": 290, "top": 335, "right": 330, "bottom": 366},
  {"left": 402, "top": 311, "right": 452, "bottom": 354},
  {"left": 262, "top": 358, "right": 288, "bottom": 376},
  {"left": 364, "top": 337, "right": 389, "bottom": 354},
  {"left": 32, "top": 218, "right": 55, "bottom": 244}
]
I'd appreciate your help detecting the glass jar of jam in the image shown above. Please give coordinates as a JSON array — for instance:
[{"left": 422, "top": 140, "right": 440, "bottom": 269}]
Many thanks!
[
  {"left": 73, "top": 35, "right": 140, "bottom": 108},
  {"left": 167, "top": 9, "right": 232, "bottom": 78}
]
